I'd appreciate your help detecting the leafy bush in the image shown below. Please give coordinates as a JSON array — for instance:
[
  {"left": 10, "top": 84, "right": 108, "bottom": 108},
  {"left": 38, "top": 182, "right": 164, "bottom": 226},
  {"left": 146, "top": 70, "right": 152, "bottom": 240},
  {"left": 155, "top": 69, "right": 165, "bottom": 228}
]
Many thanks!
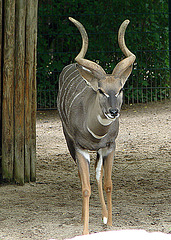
[{"left": 37, "top": 0, "right": 169, "bottom": 108}]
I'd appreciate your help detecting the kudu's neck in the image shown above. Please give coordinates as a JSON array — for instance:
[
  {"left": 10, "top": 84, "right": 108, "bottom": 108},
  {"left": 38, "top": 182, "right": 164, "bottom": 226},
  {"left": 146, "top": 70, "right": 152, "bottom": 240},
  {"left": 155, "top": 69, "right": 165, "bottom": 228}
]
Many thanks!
[{"left": 86, "top": 93, "right": 113, "bottom": 140}]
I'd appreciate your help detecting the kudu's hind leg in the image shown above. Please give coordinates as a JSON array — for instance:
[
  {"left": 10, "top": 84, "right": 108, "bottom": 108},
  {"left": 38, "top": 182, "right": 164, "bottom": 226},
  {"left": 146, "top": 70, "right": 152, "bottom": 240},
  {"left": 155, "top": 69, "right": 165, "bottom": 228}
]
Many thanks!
[{"left": 76, "top": 149, "right": 91, "bottom": 235}]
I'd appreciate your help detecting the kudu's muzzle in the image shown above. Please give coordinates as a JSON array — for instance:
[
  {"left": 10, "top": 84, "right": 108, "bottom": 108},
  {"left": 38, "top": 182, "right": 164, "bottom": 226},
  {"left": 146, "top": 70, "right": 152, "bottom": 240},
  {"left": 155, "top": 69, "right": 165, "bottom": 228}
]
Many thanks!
[{"left": 109, "top": 108, "right": 119, "bottom": 118}]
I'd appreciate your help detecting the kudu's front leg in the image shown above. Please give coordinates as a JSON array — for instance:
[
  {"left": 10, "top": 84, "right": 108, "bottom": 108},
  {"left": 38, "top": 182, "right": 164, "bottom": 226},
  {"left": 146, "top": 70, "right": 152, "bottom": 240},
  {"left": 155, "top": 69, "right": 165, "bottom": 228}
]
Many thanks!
[
  {"left": 76, "top": 149, "right": 91, "bottom": 235},
  {"left": 95, "top": 150, "right": 108, "bottom": 224},
  {"left": 103, "top": 149, "right": 114, "bottom": 226},
  {"left": 96, "top": 148, "right": 114, "bottom": 226}
]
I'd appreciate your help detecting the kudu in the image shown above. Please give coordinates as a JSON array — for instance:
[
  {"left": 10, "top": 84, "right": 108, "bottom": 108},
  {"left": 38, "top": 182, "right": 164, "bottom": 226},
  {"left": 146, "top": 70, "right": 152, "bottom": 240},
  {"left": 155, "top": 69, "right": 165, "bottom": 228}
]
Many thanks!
[{"left": 57, "top": 17, "right": 136, "bottom": 235}]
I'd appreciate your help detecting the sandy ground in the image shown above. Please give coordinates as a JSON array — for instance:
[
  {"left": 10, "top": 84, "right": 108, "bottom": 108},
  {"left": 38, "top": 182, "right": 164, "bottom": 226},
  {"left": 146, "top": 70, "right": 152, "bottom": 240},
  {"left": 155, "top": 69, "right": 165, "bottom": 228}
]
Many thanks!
[{"left": 0, "top": 100, "right": 171, "bottom": 240}]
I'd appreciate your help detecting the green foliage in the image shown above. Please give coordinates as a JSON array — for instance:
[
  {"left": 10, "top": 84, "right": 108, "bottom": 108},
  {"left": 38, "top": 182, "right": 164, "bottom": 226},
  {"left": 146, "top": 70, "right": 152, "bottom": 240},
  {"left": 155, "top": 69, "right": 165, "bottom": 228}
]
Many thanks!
[{"left": 37, "top": 0, "right": 169, "bottom": 108}]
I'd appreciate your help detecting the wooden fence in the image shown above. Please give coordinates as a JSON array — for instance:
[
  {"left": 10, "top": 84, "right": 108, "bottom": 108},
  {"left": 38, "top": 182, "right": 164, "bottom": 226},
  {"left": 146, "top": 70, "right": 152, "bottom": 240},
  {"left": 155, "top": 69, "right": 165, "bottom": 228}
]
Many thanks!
[{"left": 0, "top": 0, "right": 38, "bottom": 185}]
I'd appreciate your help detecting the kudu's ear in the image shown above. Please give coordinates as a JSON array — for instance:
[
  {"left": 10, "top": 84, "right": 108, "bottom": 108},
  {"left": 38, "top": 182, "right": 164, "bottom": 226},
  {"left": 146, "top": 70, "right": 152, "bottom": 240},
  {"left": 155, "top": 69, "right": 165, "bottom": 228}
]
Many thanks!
[
  {"left": 112, "top": 55, "right": 135, "bottom": 87},
  {"left": 76, "top": 63, "right": 105, "bottom": 91}
]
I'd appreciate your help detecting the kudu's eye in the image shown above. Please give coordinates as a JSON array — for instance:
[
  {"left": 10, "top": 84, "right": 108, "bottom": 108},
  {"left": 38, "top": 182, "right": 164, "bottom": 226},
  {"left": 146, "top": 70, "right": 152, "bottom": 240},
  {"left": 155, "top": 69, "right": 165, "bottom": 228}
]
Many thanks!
[
  {"left": 115, "top": 88, "right": 124, "bottom": 97},
  {"left": 119, "top": 88, "right": 124, "bottom": 94},
  {"left": 98, "top": 88, "right": 104, "bottom": 94},
  {"left": 98, "top": 88, "right": 109, "bottom": 98}
]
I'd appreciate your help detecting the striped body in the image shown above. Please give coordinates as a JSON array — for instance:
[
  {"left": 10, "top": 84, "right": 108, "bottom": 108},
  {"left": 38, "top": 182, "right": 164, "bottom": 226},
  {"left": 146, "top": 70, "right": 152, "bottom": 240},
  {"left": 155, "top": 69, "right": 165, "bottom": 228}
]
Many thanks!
[
  {"left": 57, "top": 63, "right": 88, "bottom": 133},
  {"left": 57, "top": 63, "right": 119, "bottom": 159}
]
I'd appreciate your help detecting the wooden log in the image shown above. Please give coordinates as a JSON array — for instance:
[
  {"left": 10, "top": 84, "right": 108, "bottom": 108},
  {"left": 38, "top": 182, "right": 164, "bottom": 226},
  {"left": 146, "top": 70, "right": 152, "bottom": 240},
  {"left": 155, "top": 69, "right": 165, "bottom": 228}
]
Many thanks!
[
  {"left": 1, "top": 0, "right": 38, "bottom": 183},
  {"left": 2, "top": 0, "right": 15, "bottom": 181},
  {"left": 30, "top": 0, "right": 38, "bottom": 182},
  {"left": 25, "top": 0, "right": 34, "bottom": 182},
  {"left": 25, "top": 0, "right": 38, "bottom": 182},
  {"left": 14, "top": 0, "right": 26, "bottom": 185},
  {"left": 0, "top": 0, "right": 2, "bottom": 175}
]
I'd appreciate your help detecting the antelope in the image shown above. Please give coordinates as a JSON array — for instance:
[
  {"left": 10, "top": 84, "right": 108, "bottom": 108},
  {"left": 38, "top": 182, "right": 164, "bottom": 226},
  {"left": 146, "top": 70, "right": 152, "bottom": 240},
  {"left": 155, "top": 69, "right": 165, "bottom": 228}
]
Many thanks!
[{"left": 57, "top": 17, "right": 136, "bottom": 235}]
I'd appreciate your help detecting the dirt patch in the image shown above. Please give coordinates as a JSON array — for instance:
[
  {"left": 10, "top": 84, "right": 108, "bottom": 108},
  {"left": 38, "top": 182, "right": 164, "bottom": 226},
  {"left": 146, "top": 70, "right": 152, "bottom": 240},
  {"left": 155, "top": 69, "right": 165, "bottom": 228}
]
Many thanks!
[{"left": 0, "top": 100, "right": 171, "bottom": 239}]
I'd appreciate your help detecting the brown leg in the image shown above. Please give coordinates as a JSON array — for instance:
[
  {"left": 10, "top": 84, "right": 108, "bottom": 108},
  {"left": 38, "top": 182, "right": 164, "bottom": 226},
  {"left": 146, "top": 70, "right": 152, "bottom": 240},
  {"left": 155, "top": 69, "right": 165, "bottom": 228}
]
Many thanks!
[
  {"left": 103, "top": 149, "right": 114, "bottom": 226},
  {"left": 76, "top": 149, "right": 91, "bottom": 235},
  {"left": 97, "top": 167, "right": 108, "bottom": 223},
  {"left": 78, "top": 170, "right": 84, "bottom": 223}
]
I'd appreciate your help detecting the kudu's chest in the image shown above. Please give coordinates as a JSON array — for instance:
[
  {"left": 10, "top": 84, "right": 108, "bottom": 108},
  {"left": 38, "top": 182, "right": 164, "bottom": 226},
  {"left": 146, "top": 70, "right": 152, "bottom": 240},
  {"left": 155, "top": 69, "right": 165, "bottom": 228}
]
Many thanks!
[{"left": 57, "top": 64, "right": 119, "bottom": 151}]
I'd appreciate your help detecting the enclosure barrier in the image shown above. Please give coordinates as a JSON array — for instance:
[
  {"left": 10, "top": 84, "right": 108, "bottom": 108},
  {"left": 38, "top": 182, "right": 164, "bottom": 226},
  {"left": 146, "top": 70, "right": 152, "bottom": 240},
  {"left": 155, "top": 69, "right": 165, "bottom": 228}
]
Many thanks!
[{"left": 0, "top": 0, "right": 38, "bottom": 184}]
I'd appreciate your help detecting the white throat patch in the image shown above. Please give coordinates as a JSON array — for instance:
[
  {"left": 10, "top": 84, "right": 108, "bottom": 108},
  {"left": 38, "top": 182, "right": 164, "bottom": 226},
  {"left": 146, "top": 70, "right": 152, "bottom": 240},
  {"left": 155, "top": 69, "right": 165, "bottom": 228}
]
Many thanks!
[
  {"left": 97, "top": 114, "right": 114, "bottom": 126},
  {"left": 87, "top": 127, "right": 107, "bottom": 139}
]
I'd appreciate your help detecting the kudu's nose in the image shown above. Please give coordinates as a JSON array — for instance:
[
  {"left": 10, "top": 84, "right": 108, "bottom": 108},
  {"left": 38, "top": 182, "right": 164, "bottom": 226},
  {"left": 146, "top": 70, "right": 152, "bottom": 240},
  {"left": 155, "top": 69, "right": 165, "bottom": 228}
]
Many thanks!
[{"left": 109, "top": 108, "right": 119, "bottom": 117}]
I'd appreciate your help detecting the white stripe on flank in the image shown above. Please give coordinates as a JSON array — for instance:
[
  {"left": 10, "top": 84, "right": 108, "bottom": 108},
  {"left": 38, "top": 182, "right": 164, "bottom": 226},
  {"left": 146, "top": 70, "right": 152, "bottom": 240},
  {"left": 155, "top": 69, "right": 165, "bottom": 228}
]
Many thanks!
[
  {"left": 64, "top": 69, "right": 78, "bottom": 85},
  {"left": 59, "top": 65, "right": 73, "bottom": 89},
  {"left": 66, "top": 78, "right": 84, "bottom": 105},
  {"left": 60, "top": 73, "right": 80, "bottom": 119},
  {"left": 58, "top": 65, "right": 74, "bottom": 100},
  {"left": 87, "top": 127, "right": 107, "bottom": 140},
  {"left": 62, "top": 65, "right": 74, "bottom": 82},
  {"left": 64, "top": 75, "right": 83, "bottom": 114},
  {"left": 97, "top": 114, "right": 114, "bottom": 126},
  {"left": 68, "top": 86, "right": 87, "bottom": 118},
  {"left": 65, "top": 80, "right": 84, "bottom": 120},
  {"left": 58, "top": 67, "right": 78, "bottom": 99}
]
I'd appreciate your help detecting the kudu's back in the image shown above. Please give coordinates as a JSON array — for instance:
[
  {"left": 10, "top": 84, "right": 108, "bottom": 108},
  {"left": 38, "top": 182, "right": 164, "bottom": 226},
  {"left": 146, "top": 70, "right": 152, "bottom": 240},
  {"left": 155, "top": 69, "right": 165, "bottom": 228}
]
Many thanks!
[
  {"left": 57, "top": 63, "right": 94, "bottom": 159},
  {"left": 57, "top": 63, "right": 92, "bottom": 126},
  {"left": 57, "top": 63, "right": 85, "bottom": 129}
]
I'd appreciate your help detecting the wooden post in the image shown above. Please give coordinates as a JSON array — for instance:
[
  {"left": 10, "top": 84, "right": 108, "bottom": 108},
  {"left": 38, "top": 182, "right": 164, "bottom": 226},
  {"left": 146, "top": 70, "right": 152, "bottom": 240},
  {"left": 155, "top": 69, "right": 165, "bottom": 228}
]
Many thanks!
[
  {"left": 25, "top": 0, "right": 38, "bottom": 182},
  {"left": 0, "top": 0, "right": 38, "bottom": 184},
  {"left": 0, "top": 0, "right": 2, "bottom": 177},
  {"left": 25, "top": 1, "right": 32, "bottom": 182},
  {"left": 30, "top": 0, "right": 38, "bottom": 182},
  {"left": 2, "top": 0, "right": 15, "bottom": 181},
  {"left": 14, "top": 0, "right": 26, "bottom": 184}
]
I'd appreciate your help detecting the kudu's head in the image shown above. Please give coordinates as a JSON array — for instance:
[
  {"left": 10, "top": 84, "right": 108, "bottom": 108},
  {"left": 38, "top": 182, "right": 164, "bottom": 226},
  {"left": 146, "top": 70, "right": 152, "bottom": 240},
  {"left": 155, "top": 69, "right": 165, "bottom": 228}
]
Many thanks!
[{"left": 69, "top": 17, "right": 136, "bottom": 120}]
